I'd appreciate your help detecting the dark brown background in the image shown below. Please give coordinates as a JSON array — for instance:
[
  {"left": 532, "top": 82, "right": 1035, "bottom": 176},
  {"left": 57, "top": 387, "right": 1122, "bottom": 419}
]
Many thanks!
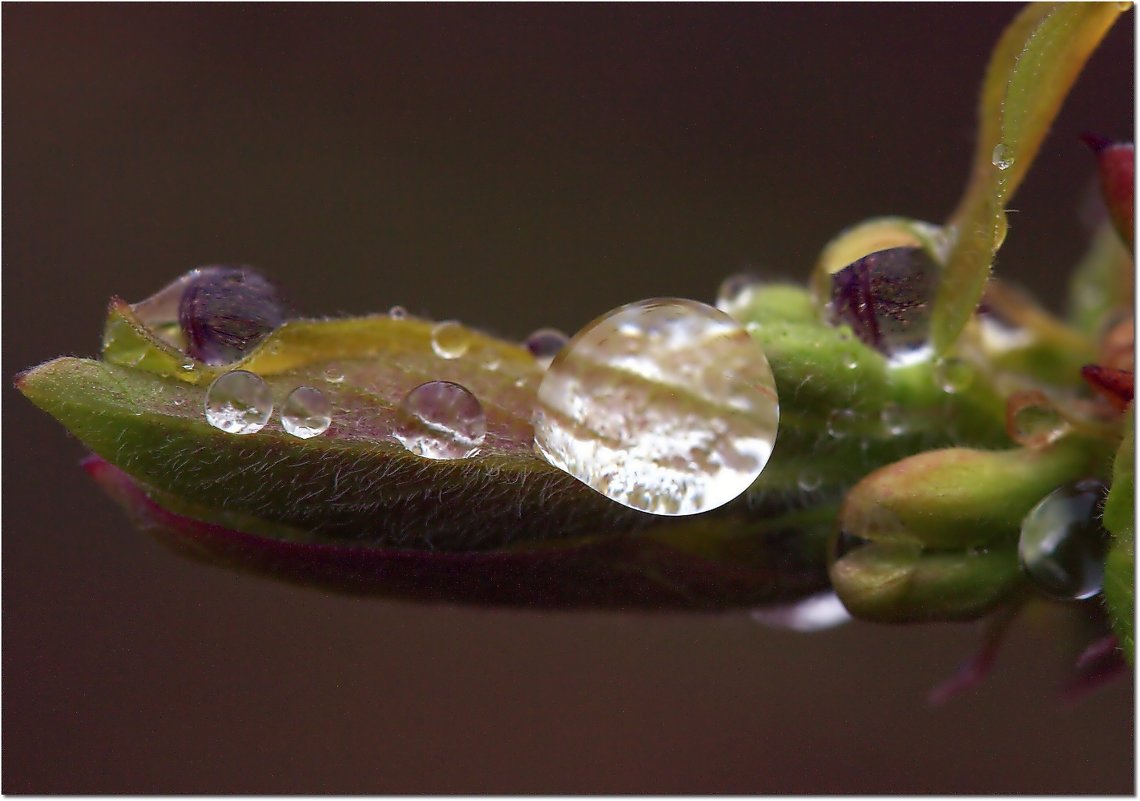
[{"left": 5, "top": 3, "right": 1134, "bottom": 793}]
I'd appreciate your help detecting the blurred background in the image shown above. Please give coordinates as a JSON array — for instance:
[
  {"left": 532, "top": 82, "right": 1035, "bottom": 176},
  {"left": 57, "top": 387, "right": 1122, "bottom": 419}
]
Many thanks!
[{"left": 5, "top": 3, "right": 1134, "bottom": 792}]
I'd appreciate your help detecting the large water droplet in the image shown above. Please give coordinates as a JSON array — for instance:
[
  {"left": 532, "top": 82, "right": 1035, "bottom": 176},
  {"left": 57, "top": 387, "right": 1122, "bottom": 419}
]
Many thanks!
[
  {"left": 1006, "top": 390, "right": 1070, "bottom": 448},
  {"left": 1019, "top": 480, "right": 1109, "bottom": 600},
  {"left": 431, "top": 320, "right": 470, "bottom": 359},
  {"left": 532, "top": 298, "right": 779, "bottom": 516},
  {"left": 525, "top": 327, "right": 569, "bottom": 369},
  {"left": 750, "top": 591, "right": 852, "bottom": 632},
  {"left": 828, "top": 247, "right": 937, "bottom": 367},
  {"left": 393, "top": 381, "right": 486, "bottom": 459},
  {"left": 715, "top": 272, "right": 762, "bottom": 316},
  {"left": 179, "top": 266, "right": 289, "bottom": 365},
  {"left": 281, "top": 386, "right": 332, "bottom": 439},
  {"left": 991, "top": 143, "right": 1015, "bottom": 171},
  {"left": 204, "top": 370, "right": 273, "bottom": 434}
]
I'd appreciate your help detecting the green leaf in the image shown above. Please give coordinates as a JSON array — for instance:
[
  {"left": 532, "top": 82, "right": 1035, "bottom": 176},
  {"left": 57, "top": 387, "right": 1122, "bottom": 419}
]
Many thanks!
[
  {"left": 1103, "top": 410, "right": 1134, "bottom": 662},
  {"left": 931, "top": 2, "right": 1125, "bottom": 354},
  {"left": 19, "top": 279, "right": 1016, "bottom": 610}
]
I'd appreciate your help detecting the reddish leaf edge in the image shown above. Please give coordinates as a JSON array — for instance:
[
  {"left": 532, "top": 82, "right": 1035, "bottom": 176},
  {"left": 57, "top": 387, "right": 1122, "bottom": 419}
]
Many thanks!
[{"left": 83, "top": 455, "right": 828, "bottom": 612}]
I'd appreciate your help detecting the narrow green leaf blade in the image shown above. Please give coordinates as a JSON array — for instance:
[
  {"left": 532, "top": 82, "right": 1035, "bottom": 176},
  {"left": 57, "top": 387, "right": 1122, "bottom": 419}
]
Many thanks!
[{"left": 932, "top": 2, "right": 1125, "bottom": 354}]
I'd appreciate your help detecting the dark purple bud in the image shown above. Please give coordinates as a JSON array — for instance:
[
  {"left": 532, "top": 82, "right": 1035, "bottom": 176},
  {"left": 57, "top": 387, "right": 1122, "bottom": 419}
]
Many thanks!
[
  {"left": 828, "top": 247, "right": 938, "bottom": 364},
  {"left": 179, "top": 266, "right": 290, "bottom": 365}
]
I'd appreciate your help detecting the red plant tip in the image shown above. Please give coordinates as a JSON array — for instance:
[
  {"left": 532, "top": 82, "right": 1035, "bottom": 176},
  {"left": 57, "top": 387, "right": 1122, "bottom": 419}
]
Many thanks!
[
  {"left": 1060, "top": 634, "right": 1127, "bottom": 706},
  {"left": 1085, "top": 137, "right": 1134, "bottom": 249},
  {"left": 1080, "top": 131, "right": 1113, "bottom": 153},
  {"left": 1080, "top": 364, "right": 1134, "bottom": 412}
]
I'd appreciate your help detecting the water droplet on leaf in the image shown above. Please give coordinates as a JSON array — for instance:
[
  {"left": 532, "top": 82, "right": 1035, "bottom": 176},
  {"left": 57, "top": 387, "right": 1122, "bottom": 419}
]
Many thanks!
[
  {"left": 393, "top": 380, "right": 486, "bottom": 460},
  {"left": 991, "top": 143, "right": 1015, "bottom": 171},
  {"left": 1019, "top": 481, "right": 1109, "bottom": 600},
  {"left": 324, "top": 366, "right": 345, "bottom": 384},
  {"left": 281, "top": 386, "right": 332, "bottom": 439},
  {"left": 431, "top": 320, "right": 470, "bottom": 359},
  {"left": 204, "top": 370, "right": 273, "bottom": 434},
  {"left": 525, "top": 327, "right": 569, "bottom": 368},
  {"left": 179, "top": 266, "right": 289, "bottom": 365},
  {"left": 389, "top": 305, "right": 408, "bottom": 320},
  {"left": 532, "top": 298, "right": 779, "bottom": 516},
  {"left": 880, "top": 403, "right": 907, "bottom": 435},
  {"left": 828, "top": 247, "right": 937, "bottom": 366},
  {"left": 1006, "top": 390, "right": 1070, "bottom": 448},
  {"left": 715, "top": 271, "right": 762, "bottom": 316},
  {"left": 935, "top": 357, "right": 974, "bottom": 394},
  {"left": 826, "top": 408, "right": 857, "bottom": 438},
  {"left": 797, "top": 469, "right": 823, "bottom": 492}
]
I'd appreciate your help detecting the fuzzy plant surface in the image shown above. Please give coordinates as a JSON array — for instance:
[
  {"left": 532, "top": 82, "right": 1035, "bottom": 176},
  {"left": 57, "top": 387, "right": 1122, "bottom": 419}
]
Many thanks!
[{"left": 16, "top": 2, "right": 1136, "bottom": 687}]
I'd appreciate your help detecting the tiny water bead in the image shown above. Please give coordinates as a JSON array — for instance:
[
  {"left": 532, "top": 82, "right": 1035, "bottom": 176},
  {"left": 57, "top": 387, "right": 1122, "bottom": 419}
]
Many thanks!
[
  {"left": 880, "top": 403, "right": 907, "bottom": 436},
  {"left": 991, "top": 143, "right": 1015, "bottom": 171},
  {"left": 532, "top": 298, "right": 779, "bottom": 516},
  {"left": 389, "top": 305, "right": 408, "bottom": 320},
  {"left": 525, "top": 327, "right": 569, "bottom": 369},
  {"left": 1019, "top": 480, "right": 1109, "bottom": 600},
  {"left": 714, "top": 272, "right": 762, "bottom": 316},
  {"left": 323, "top": 366, "right": 345, "bottom": 384},
  {"left": 393, "top": 380, "right": 486, "bottom": 460},
  {"left": 796, "top": 469, "right": 823, "bottom": 493},
  {"left": 204, "top": 370, "right": 273, "bottom": 434},
  {"left": 431, "top": 320, "right": 470, "bottom": 359},
  {"left": 1006, "top": 390, "right": 1070, "bottom": 448},
  {"left": 935, "top": 356, "right": 974, "bottom": 394},
  {"left": 826, "top": 408, "right": 857, "bottom": 438},
  {"left": 281, "top": 386, "right": 332, "bottom": 439}
]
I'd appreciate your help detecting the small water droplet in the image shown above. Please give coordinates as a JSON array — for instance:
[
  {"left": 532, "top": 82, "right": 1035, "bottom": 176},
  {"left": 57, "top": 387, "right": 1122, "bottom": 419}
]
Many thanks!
[
  {"left": 1019, "top": 481, "right": 1109, "bottom": 600},
  {"left": 281, "top": 386, "right": 332, "bottom": 439},
  {"left": 826, "top": 408, "right": 857, "bottom": 438},
  {"left": 1006, "top": 390, "right": 1070, "bottom": 448},
  {"left": 991, "top": 143, "right": 1015, "bottom": 171},
  {"left": 935, "top": 357, "right": 974, "bottom": 394},
  {"left": 750, "top": 591, "right": 852, "bottom": 632},
  {"left": 844, "top": 355, "right": 859, "bottom": 370},
  {"left": 533, "top": 298, "right": 779, "bottom": 516},
  {"left": 525, "top": 328, "right": 569, "bottom": 369},
  {"left": 393, "top": 380, "right": 486, "bottom": 460},
  {"left": 797, "top": 469, "right": 823, "bottom": 492},
  {"left": 431, "top": 320, "right": 470, "bottom": 359},
  {"left": 880, "top": 403, "right": 907, "bottom": 435},
  {"left": 389, "top": 305, "right": 408, "bottom": 320},
  {"left": 715, "top": 272, "right": 761, "bottom": 315},
  {"left": 324, "top": 366, "right": 345, "bottom": 384},
  {"left": 172, "top": 398, "right": 184, "bottom": 407},
  {"left": 204, "top": 370, "right": 273, "bottom": 434}
]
